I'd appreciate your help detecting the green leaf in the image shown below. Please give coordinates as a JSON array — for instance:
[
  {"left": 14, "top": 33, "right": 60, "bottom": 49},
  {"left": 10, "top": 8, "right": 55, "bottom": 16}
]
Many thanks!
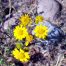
[
  {"left": 16, "top": 43, "right": 23, "bottom": 49},
  {"left": 0, "top": 59, "right": 3, "bottom": 64}
]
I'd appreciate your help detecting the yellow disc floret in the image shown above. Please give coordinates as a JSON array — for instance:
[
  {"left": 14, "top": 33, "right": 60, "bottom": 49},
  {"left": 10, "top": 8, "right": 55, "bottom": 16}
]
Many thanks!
[
  {"left": 35, "top": 15, "right": 44, "bottom": 24},
  {"left": 13, "top": 25, "right": 28, "bottom": 40},
  {"left": 19, "top": 14, "right": 32, "bottom": 26},
  {"left": 12, "top": 48, "right": 30, "bottom": 63},
  {"left": 33, "top": 25, "right": 48, "bottom": 39}
]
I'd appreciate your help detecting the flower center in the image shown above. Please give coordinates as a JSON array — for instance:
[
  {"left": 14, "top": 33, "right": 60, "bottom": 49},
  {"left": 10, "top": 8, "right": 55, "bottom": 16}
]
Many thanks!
[
  {"left": 38, "top": 28, "right": 45, "bottom": 34},
  {"left": 18, "top": 30, "right": 23, "bottom": 35}
]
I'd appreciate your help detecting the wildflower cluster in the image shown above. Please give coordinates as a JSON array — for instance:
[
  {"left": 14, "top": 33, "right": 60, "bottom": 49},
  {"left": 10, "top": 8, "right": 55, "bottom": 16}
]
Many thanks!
[{"left": 12, "top": 14, "right": 49, "bottom": 63}]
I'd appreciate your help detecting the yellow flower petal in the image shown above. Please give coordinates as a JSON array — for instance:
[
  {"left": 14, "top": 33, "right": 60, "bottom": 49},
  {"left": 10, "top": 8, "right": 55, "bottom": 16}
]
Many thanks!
[
  {"left": 25, "top": 41, "right": 29, "bottom": 46},
  {"left": 26, "top": 34, "right": 33, "bottom": 42}
]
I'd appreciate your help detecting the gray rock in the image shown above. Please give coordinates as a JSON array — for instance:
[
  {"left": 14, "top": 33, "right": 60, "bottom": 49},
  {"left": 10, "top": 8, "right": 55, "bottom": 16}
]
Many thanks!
[
  {"left": 37, "top": 0, "right": 62, "bottom": 21},
  {"left": 42, "top": 21, "right": 64, "bottom": 43},
  {"left": 4, "top": 18, "right": 16, "bottom": 30}
]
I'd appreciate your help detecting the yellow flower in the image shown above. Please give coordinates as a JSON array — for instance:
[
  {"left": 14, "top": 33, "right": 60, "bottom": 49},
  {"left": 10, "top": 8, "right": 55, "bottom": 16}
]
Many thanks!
[
  {"left": 25, "top": 35, "right": 33, "bottom": 46},
  {"left": 25, "top": 41, "right": 29, "bottom": 46},
  {"left": 13, "top": 25, "right": 28, "bottom": 40},
  {"left": 33, "top": 25, "right": 48, "bottom": 39},
  {"left": 26, "top": 35, "right": 33, "bottom": 42},
  {"left": 19, "top": 14, "right": 32, "bottom": 26},
  {"left": 12, "top": 48, "right": 30, "bottom": 63},
  {"left": 35, "top": 15, "right": 44, "bottom": 24}
]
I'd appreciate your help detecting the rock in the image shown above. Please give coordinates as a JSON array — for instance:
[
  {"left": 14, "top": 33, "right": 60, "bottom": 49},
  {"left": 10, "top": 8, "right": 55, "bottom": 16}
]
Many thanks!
[
  {"left": 48, "top": 27, "right": 64, "bottom": 42},
  {"left": 37, "top": 0, "right": 62, "bottom": 21},
  {"left": 7, "top": 57, "right": 13, "bottom": 62},
  {"left": 4, "top": 18, "right": 16, "bottom": 30},
  {"left": 44, "top": 21, "right": 64, "bottom": 43}
]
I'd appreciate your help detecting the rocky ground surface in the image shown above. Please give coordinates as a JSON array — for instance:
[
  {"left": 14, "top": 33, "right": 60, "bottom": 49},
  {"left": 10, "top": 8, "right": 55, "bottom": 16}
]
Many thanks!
[
  {"left": 0, "top": 0, "right": 66, "bottom": 66},
  {"left": 56, "top": 0, "right": 66, "bottom": 33}
]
